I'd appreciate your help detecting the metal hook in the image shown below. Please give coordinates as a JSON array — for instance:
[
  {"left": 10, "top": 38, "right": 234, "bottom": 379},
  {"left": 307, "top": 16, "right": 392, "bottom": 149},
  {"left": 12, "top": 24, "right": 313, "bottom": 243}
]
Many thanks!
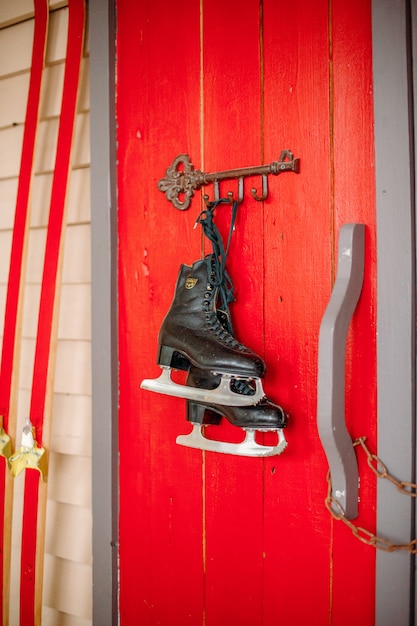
[
  {"left": 211, "top": 178, "right": 244, "bottom": 205},
  {"left": 251, "top": 174, "right": 268, "bottom": 201},
  {"left": 226, "top": 178, "right": 244, "bottom": 203},
  {"left": 237, "top": 178, "right": 244, "bottom": 203}
]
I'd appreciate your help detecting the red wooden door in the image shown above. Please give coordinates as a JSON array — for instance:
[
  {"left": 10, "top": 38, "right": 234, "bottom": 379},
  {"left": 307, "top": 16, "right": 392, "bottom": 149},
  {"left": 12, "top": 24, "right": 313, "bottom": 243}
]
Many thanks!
[{"left": 116, "top": 1, "right": 377, "bottom": 624}]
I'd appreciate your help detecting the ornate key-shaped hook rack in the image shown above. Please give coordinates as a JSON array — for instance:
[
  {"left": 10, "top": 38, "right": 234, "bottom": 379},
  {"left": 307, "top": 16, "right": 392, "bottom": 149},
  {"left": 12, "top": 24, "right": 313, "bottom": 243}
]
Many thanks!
[{"left": 158, "top": 149, "right": 300, "bottom": 210}]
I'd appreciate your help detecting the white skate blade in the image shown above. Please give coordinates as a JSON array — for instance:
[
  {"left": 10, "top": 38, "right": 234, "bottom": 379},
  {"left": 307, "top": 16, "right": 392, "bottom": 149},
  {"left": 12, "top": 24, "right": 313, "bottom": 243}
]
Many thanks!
[
  {"left": 141, "top": 367, "right": 265, "bottom": 407},
  {"left": 176, "top": 424, "right": 287, "bottom": 457}
]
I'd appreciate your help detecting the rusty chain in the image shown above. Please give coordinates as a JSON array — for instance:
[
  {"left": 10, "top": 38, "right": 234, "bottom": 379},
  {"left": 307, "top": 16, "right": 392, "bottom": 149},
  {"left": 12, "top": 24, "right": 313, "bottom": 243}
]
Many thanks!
[{"left": 326, "top": 436, "right": 417, "bottom": 553}]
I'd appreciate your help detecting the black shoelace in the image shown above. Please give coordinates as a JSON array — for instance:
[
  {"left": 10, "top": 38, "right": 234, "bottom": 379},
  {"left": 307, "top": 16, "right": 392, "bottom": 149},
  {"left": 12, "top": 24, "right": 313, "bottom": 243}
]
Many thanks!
[
  {"left": 195, "top": 198, "right": 239, "bottom": 334},
  {"left": 196, "top": 198, "right": 256, "bottom": 395}
]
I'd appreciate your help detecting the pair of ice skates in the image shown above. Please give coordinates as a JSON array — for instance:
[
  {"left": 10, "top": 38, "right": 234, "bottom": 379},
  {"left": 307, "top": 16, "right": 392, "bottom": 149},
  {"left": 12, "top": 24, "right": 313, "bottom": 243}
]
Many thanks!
[{"left": 141, "top": 250, "right": 288, "bottom": 457}]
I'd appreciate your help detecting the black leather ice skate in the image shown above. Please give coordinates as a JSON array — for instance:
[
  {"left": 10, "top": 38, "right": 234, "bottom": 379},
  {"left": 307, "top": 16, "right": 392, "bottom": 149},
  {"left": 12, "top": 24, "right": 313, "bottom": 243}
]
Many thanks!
[
  {"left": 141, "top": 197, "right": 289, "bottom": 456},
  {"left": 175, "top": 366, "right": 288, "bottom": 457},
  {"left": 141, "top": 257, "right": 267, "bottom": 406}
]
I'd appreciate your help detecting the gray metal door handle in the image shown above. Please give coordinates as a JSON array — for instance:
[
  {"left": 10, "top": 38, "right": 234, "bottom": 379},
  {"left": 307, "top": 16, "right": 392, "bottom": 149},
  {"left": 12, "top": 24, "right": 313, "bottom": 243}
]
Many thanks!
[{"left": 317, "top": 223, "right": 365, "bottom": 520}]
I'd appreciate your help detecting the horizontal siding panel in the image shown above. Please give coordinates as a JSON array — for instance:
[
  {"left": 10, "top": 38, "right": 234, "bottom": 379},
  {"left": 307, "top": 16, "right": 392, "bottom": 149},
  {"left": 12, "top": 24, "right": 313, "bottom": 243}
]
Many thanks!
[
  {"left": 45, "top": 501, "right": 92, "bottom": 564},
  {"left": 0, "top": 230, "right": 12, "bottom": 282},
  {"left": 40, "top": 62, "right": 65, "bottom": 118},
  {"left": 43, "top": 554, "right": 92, "bottom": 619},
  {"left": 19, "top": 338, "right": 91, "bottom": 396},
  {"left": 6, "top": 419, "right": 91, "bottom": 503},
  {"left": 21, "top": 283, "right": 40, "bottom": 337},
  {"left": 17, "top": 389, "right": 91, "bottom": 457},
  {"left": 25, "top": 223, "right": 90, "bottom": 284},
  {"left": 34, "top": 113, "right": 90, "bottom": 173},
  {"left": 0, "top": 4, "right": 71, "bottom": 44},
  {"left": 0, "top": 284, "right": 6, "bottom": 334},
  {"left": 39, "top": 57, "right": 89, "bottom": 119},
  {"left": 62, "top": 224, "right": 91, "bottom": 283},
  {"left": 72, "top": 112, "right": 90, "bottom": 165},
  {"left": 0, "top": 20, "right": 33, "bottom": 76},
  {"left": 0, "top": 0, "right": 33, "bottom": 27},
  {"left": 24, "top": 227, "right": 46, "bottom": 283},
  {"left": 31, "top": 168, "right": 91, "bottom": 227},
  {"left": 58, "top": 283, "right": 91, "bottom": 340},
  {"left": 66, "top": 168, "right": 90, "bottom": 224},
  {"left": 0, "top": 1, "right": 69, "bottom": 28},
  {"left": 0, "top": 72, "right": 29, "bottom": 127},
  {"left": 22, "top": 283, "right": 90, "bottom": 340},
  {"left": 30, "top": 173, "right": 52, "bottom": 227},
  {"left": 17, "top": 337, "right": 35, "bottom": 392},
  {"left": 0, "top": 179, "right": 17, "bottom": 229},
  {"left": 54, "top": 339, "right": 91, "bottom": 395},
  {"left": 42, "top": 606, "right": 92, "bottom": 626},
  {"left": 46, "top": 7, "right": 68, "bottom": 65},
  {"left": 50, "top": 1, "right": 70, "bottom": 9},
  {"left": 10, "top": 548, "right": 93, "bottom": 624},
  {"left": 50, "top": 393, "right": 91, "bottom": 456},
  {"left": 33, "top": 118, "right": 58, "bottom": 173},
  {"left": 78, "top": 57, "right": 89, "bottom": 111},
  {"left": 48, "top": 452, "right": 91, "bottom": 507},
  {"left": 0, "top": 125, "right": 24, "bottom": 178}
]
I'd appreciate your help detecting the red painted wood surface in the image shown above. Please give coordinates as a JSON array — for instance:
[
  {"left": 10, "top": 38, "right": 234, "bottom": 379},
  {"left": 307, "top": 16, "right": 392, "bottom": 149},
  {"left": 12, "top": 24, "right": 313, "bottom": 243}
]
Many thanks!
[
  {"left": 116, "top": 0, "right": 377, "bottom": 624},
  {"left": 330, "top": 2, "right": 377, "bottom": 623},
  {"left": 117, "top": 2, "right": 204, "bottom": 622},
  {"left": 261, "top": 3, "right": 333, "bottom": 624}
]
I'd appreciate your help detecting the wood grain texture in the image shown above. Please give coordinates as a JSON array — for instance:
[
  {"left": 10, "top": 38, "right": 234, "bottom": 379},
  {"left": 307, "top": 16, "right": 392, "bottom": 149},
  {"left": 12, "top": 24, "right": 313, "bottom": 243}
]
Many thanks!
[
  {"left": 116, "top": 0, "right": 204, "bottom": 623},
  {"left": 262, "top": 2, "right": 333, "bottom": 623},
  {"left": 331, "top": 1, "right": 377, "bottom": 623},
  {"left": 116, "top": 0, "right": 377, "bottom": 623},
  {"left": 201, "top": 2, "right": 266, "bottom": 624}
]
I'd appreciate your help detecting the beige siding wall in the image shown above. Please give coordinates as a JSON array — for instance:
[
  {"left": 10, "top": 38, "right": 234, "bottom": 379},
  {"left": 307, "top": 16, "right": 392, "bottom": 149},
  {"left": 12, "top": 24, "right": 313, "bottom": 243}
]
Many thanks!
[{"left": 0, "top": 2, "right": 92, "bottom": 624}]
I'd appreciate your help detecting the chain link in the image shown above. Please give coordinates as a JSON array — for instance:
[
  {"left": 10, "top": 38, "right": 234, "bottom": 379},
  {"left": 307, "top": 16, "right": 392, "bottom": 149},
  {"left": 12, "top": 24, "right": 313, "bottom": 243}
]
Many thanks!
[{"left": 326, "top": 436, "right": 417, "bottom": 553}]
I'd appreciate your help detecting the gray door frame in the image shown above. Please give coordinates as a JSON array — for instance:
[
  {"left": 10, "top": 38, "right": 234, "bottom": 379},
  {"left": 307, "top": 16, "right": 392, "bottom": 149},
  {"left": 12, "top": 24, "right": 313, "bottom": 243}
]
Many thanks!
[
  {"left": 372, "top": 0, "right": 416, "bottom": 623},
  {"left": 89, "top": 0, "right": 119, "bottom": 624}
]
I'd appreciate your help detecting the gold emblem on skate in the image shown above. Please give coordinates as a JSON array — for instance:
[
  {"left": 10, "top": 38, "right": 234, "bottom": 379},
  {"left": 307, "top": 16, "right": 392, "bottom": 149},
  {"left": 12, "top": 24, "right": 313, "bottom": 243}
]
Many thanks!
[{"left": 185, "top": 277, "right": 198, "bottom": 289}]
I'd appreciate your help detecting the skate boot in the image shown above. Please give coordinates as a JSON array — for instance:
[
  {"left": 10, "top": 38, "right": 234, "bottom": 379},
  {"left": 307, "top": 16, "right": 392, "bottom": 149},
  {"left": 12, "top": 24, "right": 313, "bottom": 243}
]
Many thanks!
[
  {"left": 141, "top": 256, "right": 267, "bottom": 406},
  {"left": 176, "top": 366, "right": 288, "bottom": 457}
]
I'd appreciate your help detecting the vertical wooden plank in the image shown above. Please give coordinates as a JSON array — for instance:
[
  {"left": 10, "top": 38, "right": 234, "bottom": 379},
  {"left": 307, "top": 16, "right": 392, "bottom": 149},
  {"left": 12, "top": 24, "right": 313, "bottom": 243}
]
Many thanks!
[
  {"left": 201, "top": 2, "right": 266, "bottom": 624},
  {"left": 331, "top": 0, "right": 377, "bottom": 623},
  {"left": 116, "top": 0, "right": 204, "bottom": 623},
  {"left": 262, "top": 1, "right": 333, "bottom": 623}
]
